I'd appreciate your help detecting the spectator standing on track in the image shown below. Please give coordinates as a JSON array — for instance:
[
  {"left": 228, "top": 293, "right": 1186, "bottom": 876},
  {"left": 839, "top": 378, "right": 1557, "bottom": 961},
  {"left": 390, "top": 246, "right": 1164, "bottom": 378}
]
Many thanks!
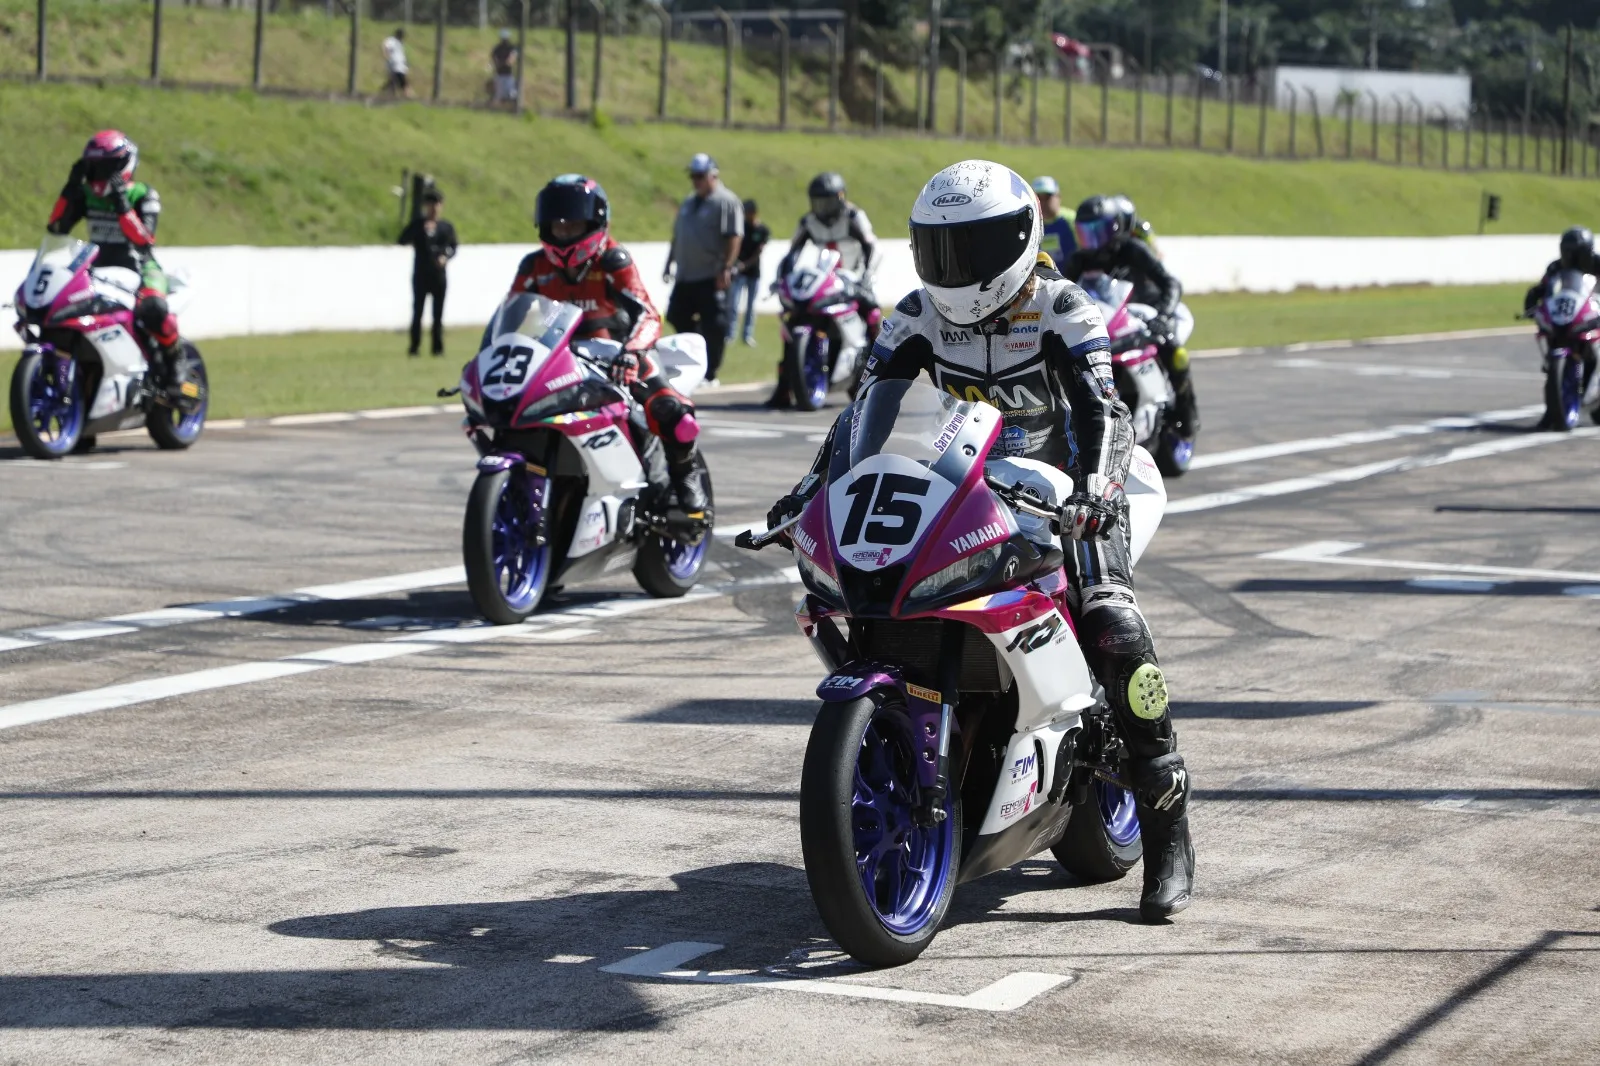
[
  {"left": 382, "top": 28, "right": 411, "bottom": 98},
  {"left": 1033, "top": 175, "right": 1076, "bottom": 270},
  {"left": 398, "top": 188, "right": 457, "bottom": 357},
  {"left": 664, "top": 153, "right": 742, "bottom": 385},
  {"left": 725, "top": 199, "right": 768, "bottom": 348},
  {"left": 490, "top": 30, "right": 518, "bottom": 107}
]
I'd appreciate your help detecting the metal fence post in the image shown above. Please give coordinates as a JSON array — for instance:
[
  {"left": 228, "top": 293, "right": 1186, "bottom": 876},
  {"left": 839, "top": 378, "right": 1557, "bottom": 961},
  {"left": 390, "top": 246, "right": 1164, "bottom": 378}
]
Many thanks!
[
  {"left": 1462, "top": 107, "right": 1470, "bottom": 169},
  {"left": 875, "top": 54, "right": 884, "bottom": 132},
  {"left": 915, "top": 54, "right": 925, "bottom": 132},
  {"left": 1535, "top": 124, "right": 1543, "bottom": 171},
  {"left": 1165, "top": 72, "right": 1174, "bottom": 146},
  {"left": 1099, "top": 56, "right": 1109, "bottom": 144},
  {"left": 773, "top": 15, "right": 789, "bottom": 130},
  {"left": 1344, "top": 94, "right": 1354, "bottom": 159},
  {"left": 587, "top": 0, "right": 605, "bottom": 111},
  {"left": 1225, "top": 76, "right": 1236, "bottom": 152},
  {"left": 819, "top": 22, "right": 839, "bottom": 131},
  {"left": 565, "top": 0, "right": 578, "bottom": 110},
  {"left": 1029, "top": 47, "right": 1040, "bottom": 143},
  {"left": 1390, "top": 95, "right": 1403, "bottom": 163},
  {"left": 994, "top": 46, "right": 1004, "bottom": 141},
  {"left": 1411, "top": 95, "right": 1423, "bottom": 165},
  {"left": 1366, "top": 91, "right": 1378, "bottom": 161},
  {"left": 1503, "top": 112, "right": 1511, "bottom": 169},
  {"left": 35, "top": 0, "right": 46, "bottom": 80},
  {"left": 514, "top": 0, "right": 527, "bottom": 116},
  {"left": 347, "top": 0, "right": 359, "bottom": 96},
  {"left": 718, "top": 7, "right": 735, "bottom": 128},
  {"left": 431, "top": 0, "right": 445, "bottom": 102},
  {"left": 950, "top": 35, "right": 965, "bottom": 139},
  {"left": 1258, "top": 80, "right": 1269, "bottom": 156},
  {"left": 151, "top": 0, "right": 164, "bottom": 82},
  {"left": 1065, "top": 67, "right": 1073, "bottom": 144},
  {"left": 1192, "top": 74, "right": 1203, "bottom": 147},
  {"left": 1133, "top": 70, "right": 1142, "bottom": 144},
  {"left": 1286, "top": 85, "right": 1299, "bottom": 157},
  {"left": 1306, "top": 87, "right": 1324, "bottom": 156},
  {"left": 252, "top": 0, "right": 266, "bottom": 89},
  {"left": 648, "top": 2, "right": 669, "bottom": 119}
]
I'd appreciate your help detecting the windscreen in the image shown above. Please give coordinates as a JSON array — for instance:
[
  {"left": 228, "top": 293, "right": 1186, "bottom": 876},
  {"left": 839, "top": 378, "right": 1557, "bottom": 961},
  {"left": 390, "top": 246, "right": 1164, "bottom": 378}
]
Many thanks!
[
  {"left": 843, "top": 378, "right": 971, "bottom": 470},
  {"left": 479, "top": 293, "right": 583, "bottom": 353}
]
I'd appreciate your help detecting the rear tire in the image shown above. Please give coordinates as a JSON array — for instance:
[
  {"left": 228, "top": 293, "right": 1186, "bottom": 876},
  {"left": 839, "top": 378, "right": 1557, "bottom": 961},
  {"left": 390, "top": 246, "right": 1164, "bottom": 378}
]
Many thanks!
[
  {"left": 634, "top": 454, "right": 713, "bottom": 598},
  {"left": 146, "top": 343, "right": 208, "bottom": 451},
  {"left": 800, "top": 695, "right": 961, "bottom": 968},
  {"left": 9, "top": 350, "right": 83, "bottom": 460},
  {"left": 1052, "top": 777, "right": 1143, "bottom": 882},
  {"left": 464, "top": 467, "right": 552, "bottom": 624}
]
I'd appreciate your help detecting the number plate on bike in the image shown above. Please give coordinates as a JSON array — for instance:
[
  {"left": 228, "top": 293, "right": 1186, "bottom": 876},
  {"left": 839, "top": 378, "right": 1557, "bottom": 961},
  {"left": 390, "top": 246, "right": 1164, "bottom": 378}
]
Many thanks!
[{"left": 827, "top": 453, "right": 956, "bottom": 570}]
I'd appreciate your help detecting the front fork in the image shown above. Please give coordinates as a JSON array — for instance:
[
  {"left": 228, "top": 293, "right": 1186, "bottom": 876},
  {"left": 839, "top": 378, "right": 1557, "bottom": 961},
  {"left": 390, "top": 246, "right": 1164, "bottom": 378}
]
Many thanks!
[{"left": 476, "top": 453, "right": 549, "bottom": 548}]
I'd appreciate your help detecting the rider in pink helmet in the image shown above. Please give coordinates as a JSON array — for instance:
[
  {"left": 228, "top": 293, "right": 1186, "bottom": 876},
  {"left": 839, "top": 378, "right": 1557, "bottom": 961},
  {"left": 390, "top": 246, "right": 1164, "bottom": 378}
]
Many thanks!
[{"left": 47, "top": 130, "right": 192, "bottom": 405}]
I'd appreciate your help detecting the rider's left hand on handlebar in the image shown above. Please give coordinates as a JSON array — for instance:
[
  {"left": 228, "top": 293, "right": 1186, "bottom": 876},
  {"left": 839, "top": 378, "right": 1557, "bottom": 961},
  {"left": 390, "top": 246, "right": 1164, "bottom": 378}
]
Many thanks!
[
  {"left": 1055, "top": 473, "right": 1126, "bottom": 541},
  {"left": 608, "top": 351, "right": 641, "bottom": 387},
  {"left": 766, "top": 492, "right": 809, "bottom": 531}
]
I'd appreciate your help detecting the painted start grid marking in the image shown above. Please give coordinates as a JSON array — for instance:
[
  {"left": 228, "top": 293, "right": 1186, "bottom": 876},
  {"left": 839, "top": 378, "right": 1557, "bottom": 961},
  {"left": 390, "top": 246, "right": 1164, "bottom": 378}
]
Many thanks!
[{"left": 0, "top": 568, "right": 800, "bottom": 732}]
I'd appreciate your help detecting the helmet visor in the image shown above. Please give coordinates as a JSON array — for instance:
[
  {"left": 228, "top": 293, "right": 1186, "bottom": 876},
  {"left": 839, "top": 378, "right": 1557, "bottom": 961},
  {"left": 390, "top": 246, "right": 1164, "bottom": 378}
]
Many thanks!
[
  {"left": 1075, "top": 217, "right": 1116, "bottom": 250},
  {"left": 810, "top": 195, "right": 843, "bottom": 222},
  {"left": 84, "top": 156, "right": 125, "bottom": 183},
  {"left": 536, "top": 182, "right": 600, "bottom": 239},
  {"left": 910, "top": 207, "right": 1034, "bottom": 289}
]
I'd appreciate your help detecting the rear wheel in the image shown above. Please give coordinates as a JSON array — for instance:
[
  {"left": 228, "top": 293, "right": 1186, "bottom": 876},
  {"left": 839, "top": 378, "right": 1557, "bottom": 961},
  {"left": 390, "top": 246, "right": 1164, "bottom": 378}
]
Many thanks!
[
  {"left": 634, "top": 454, "right": 713, "bottom": 598},
  {"left": 146, "top": 344, "right": 208, "bottom": 450},
  {"left": 1052, "top": 776, "right": 1143, "bottom": 882},
  {"left": 464, "top": 467, "right": 552, "bottom": 624},
  {"left": 800, "top": 694, "right": 960, "bottom": 968},
  {"left": 9, "top": 350, "right": 83, "bottom": 460}
]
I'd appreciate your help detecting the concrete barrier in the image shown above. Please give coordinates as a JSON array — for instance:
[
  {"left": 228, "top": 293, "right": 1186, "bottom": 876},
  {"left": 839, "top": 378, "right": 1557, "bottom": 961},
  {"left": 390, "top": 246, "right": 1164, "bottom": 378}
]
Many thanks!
[{"left": 1, "top": 234, "right": 1558, "bottom": 350}]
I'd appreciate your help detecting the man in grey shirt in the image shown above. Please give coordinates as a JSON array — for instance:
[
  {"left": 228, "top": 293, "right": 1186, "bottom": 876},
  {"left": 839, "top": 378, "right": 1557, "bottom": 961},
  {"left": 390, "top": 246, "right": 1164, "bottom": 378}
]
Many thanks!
[{"left": 664, "top": 153, "right": 742, "bottom": 382}]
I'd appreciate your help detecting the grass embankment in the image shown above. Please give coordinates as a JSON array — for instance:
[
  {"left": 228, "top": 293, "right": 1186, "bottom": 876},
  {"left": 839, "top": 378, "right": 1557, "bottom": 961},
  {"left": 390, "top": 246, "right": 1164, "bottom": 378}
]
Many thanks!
[
  {"left": 0, "top": 283, "right": 1532, "bottom": 433},
  {"left": 1, "top": 0, "right": 1588, "bottom": 173},
  {"left": 1, "top": 81, "right": 1592, "bottom": 251}
]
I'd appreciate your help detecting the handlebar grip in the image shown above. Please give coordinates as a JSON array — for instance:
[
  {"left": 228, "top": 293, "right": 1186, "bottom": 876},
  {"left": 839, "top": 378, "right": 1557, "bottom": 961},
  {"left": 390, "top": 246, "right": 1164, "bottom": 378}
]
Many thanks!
[
  {"left": 734, "top": 530, "right": 759, "bottom": 550},
  {"left": 437, "top": 386, "right": 460, "bottom": 398}
]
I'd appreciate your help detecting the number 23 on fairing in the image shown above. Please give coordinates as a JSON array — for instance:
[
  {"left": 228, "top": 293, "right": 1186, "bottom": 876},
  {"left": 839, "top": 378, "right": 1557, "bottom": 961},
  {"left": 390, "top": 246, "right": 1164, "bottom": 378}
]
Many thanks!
[{"left": 825, "top": 453, "right": 956, "bottom": 570}]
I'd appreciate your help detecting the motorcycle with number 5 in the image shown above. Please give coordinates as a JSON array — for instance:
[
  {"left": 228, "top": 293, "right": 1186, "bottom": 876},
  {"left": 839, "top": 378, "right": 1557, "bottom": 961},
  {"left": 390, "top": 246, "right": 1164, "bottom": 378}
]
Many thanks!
[
  {"left": 453, "top": 292, "right": 714, "bottom": 623},
  {"left": 739, "top": 379, "right": 1166, "bottom": 966}
]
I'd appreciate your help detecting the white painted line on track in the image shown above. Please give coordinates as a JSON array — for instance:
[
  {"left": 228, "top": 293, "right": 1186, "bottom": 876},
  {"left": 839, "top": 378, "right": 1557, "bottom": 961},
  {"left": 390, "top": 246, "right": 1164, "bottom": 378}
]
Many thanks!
[
  {"left": 0, "top": 566, "right": 469, "bottom": 657},
  {"left": 1169, "top": 428, "right": 1600, "bottom": 514},
  {"left": 265, "top": 412, "right": 360, "bottom": 426},
  {"left": 0, "top": 568, "right": 800, "bottom": 732},
  {"left": 601, "top": 942, "right": 1070, "bottom": 1012},
  {"left": 1189, "top": 405, "right": 1543, "bottom": 470},
  {"left": 1259, "top": 540, "right": 1600, "bottom": 585},
  {"left": 0, "top": 459, "right": 126, "bottom": 471},
  {"left": 1190, "top": 325, "right": 1530, "bottom": 360},
  {"left": 1273, "top": 357, "right": 1534, "bottom": 381},
  {"left": 700, "top": 417, "right": 831, "bottom": 436}
]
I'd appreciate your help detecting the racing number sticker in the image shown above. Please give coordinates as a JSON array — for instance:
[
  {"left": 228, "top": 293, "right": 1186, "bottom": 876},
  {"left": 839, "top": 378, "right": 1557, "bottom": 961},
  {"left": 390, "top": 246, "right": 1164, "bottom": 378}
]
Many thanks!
[
  {"left": 478, "top": 336, "right": 549, "bottom": 401},
  {"left": 827, "top": 453, "right": 956, "bottom": 570}
]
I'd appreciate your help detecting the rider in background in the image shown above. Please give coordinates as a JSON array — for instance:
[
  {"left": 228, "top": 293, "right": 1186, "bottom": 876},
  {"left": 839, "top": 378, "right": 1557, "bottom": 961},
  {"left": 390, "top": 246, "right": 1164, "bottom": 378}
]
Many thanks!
[
  {"left": 1114, "top": 194, "right": 1162, "bottom": 257},
  {"left": 768, "top": 160, "right": 1195, "bottom": 922},
  {"left": 46, "top": 130, "right": 190, "bottom": 404},
  {"left": 1065, "top": 195, "right": 1198, "bottom": 440},
  {"left": 510, "top": 174, "right": 708, "bottom": 517},
  {"left": 1524, "top": 226, "right": 1600, "bottom": 426},
  {"left": 1032, "top": 175, "right": 1077, "bottom": 270}
]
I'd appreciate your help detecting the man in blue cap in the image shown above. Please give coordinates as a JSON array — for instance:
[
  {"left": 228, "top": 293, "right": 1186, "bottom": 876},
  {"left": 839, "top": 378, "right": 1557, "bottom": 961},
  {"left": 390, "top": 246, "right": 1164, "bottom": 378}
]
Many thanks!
[{"left": 1033, "top": 175, "right": 1076, "bottom": 270}]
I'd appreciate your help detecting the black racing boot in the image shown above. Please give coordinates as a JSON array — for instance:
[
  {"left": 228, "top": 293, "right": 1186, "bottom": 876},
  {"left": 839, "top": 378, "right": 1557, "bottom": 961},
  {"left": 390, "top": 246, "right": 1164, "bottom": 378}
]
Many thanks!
[
  {"left": 1133, "top": 750, "right": 1194, "bottom": 921},
  {"left": 668, "top": 456, "right": 710, "bottom": 519},
  {"left": 1167, "top": 357, "right": 1200, "bottom": 439},
  {"left": 158, "top": 344, "right": 203, "bottom": 412}
]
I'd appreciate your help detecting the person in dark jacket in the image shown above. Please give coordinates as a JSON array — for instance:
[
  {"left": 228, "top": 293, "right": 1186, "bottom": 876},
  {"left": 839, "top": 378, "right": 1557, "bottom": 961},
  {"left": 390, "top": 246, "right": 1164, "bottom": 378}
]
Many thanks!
[
  {"left": 1064, "top": 195, "right": 1198, "bottom": 437},
  {"left": 725, "top": 199, "right": 769, "bottom": 347},
  {"left": 398, "top": 189, "right": 457, "bottom": 356}
]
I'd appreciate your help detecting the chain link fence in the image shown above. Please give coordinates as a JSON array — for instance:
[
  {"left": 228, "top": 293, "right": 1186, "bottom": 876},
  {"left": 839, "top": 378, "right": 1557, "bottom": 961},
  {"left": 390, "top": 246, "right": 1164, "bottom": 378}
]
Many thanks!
[{"left": 2, "top": 0, "right": 1595, "bottom": 178}]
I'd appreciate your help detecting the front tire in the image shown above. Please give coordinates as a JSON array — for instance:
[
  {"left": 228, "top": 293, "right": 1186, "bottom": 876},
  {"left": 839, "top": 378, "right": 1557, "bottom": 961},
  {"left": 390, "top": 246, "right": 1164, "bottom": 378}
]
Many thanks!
[
  {"left": 1052, "top": 777, "right": 1143, "bottom": 882},
  {"left": 146, "top": 343, "right": 208, "bottom": 451},
  {"left": 9, "top": 350, "right": 84, "bottom": 460},
  {"left": 634, "top": 454, "right": 713, "bottom": 598},
  {"left": 464, "top": 468, "right": 552, "bottom": 624},
  {"left": 1154, "top": 424, "right": 1194, "bottom": 478},
  {"left": 800, "top": 695, "right": 961, "bottom": 968},
  {"left": 784, "top": 331, "right": 829, "bottom": 412}
]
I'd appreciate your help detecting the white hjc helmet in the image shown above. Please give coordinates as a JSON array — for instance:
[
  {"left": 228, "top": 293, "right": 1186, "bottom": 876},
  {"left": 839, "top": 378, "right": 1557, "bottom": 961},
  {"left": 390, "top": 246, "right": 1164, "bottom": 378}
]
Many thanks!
[{"left": 909, "top": 159, "right": 1042, "bottom": 327}]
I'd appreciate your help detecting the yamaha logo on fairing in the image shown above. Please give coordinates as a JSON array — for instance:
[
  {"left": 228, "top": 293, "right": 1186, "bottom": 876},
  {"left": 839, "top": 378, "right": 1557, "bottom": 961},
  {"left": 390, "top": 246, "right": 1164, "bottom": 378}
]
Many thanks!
[
  {"left": 949, "top": 523, "right": 1006, "bottom": 554},
  {"left": 791, "top": 524, "right": 818, "bottom": 556},
  {"left": 931, "top": 192, "right": 973, "bottom": 208}
]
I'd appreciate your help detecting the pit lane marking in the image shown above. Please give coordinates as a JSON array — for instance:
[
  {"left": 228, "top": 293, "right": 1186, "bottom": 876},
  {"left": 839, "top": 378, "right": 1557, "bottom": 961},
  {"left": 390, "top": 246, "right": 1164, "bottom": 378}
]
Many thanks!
[
  {"left": 1189, "top": 404, "right": 1542, "bottom": 470},
  {"left": 1169, "top": 428, "right": 1600, "bottom": 514},
  {"left": 0, "top": 568, "right": 799, "bottom": 732},
  {"left": 1259, "top": 540, "right": 1600, "bottom": 586},
  {"left": 601, "top": 941, "right": 1070, "bottom": 1012}
]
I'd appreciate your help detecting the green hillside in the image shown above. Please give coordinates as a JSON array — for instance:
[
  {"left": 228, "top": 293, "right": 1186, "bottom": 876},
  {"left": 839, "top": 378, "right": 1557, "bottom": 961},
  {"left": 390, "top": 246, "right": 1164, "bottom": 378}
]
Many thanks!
[{"left": 1, "top": 79, "right": 1594, "bottom": 251}]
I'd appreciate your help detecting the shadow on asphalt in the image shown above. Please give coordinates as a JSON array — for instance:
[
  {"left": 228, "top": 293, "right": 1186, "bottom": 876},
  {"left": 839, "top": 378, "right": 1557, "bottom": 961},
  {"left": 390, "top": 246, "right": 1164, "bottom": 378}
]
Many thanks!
[
  {"left": 1236, "top": 578, "right": 1596, "bottom": 597},
  {"left": 1436, "top": 504, "right": 1600, "bottom": 515},
  {"left": 1174, "top": 700, "right": 1376, "bottom": 719},
  {"left": 633, "top": 697, "right": 818, "bottom": 725}
]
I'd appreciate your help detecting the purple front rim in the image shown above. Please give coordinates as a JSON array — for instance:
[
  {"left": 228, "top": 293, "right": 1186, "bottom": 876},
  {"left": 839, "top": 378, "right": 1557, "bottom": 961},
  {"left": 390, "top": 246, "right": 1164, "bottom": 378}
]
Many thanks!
[
  {"left": 492, "top": 471, "right": 550, "bottom": 611},
  {"left": 852, "top": 707, "right": 955, "bottom": 937},
  {"left": 1562, "top": 356, "right": 1582, "bottom": 428},
  {"left": 803, "top": 332, "right": 830, "bottom": 408},
  {"left": 1097, "top": 779, "right": 1141, "bottom": 849},
  {"left": 25, "top": 354, "right": 82, "bottom": 455}
]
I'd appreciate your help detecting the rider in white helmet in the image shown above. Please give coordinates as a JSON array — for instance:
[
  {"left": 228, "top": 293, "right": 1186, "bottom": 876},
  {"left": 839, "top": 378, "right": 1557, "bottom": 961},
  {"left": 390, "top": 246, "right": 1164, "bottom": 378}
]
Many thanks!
[{"left": 767, "top": 159, "right": 1193, "bottom": 921}]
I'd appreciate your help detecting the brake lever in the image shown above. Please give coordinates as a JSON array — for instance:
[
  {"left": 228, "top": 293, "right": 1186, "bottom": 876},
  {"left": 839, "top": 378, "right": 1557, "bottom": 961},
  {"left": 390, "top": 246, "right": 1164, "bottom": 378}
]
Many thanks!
[
  {"left": 735, "top": 513, "right": 801, "bottom": 551},
  {"left": 984, "top": 475, "right": 1057, "bottom": 518},
  {"left": 437, "top": 386, "right": 461, "bottom": 398}
]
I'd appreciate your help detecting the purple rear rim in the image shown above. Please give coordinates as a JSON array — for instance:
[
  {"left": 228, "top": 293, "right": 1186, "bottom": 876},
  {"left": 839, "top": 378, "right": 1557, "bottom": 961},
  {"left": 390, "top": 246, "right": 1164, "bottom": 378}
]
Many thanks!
[
  {"left": 1097, "top": 779, "right": 1141, "bottom": 849},
  {"left": 852, "top": 707, "right": 954, "bottom": 937},
  {"left": 663, "top": 536, "right": 707, "bottom": 580},
  {"left": 24, "top": 354, "right": 83, "bottom": 456}
]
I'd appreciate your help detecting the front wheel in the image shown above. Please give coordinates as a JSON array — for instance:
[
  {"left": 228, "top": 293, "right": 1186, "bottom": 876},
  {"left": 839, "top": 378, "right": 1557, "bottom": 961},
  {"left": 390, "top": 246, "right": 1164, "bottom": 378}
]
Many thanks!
[
  {"left": 1154, "top": 424, "right": 1194, "bottom": 478},
  {"left": 1051, "top": 777, "right": 1143, "bottom": 882},
  {"left": 146, "top": 343, "right": 209, "bottom": 450},
  {"left": 800, "top": 695, "right": 961, "bottom": 968},
  {"left": 634, "top": 454, "right": 713, "bottom": 598},
  {"left": 783, "top": 330, "right": 829, "bottom": 412},
  {"left": 9, "top": 350, "right": 84, "bottom": 460},
  {"left": 464, "top": 467, "right": 553, "bottom": 624},
  {"left": 1544, "top": 354, "right": 1583, "bottom": 432}
]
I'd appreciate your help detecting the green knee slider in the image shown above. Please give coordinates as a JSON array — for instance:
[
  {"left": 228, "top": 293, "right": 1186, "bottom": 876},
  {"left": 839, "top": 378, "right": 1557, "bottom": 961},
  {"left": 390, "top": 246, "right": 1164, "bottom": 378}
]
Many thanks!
[{"left": 1128, "top": 662, "right": 1169, "bottom": 721}]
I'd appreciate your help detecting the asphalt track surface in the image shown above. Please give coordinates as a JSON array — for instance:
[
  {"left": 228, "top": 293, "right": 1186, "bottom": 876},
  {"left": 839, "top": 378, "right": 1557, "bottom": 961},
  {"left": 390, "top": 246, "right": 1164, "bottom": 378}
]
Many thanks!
[{"left": 2, "top": 335, "right": 1597, "bottom": 1065}]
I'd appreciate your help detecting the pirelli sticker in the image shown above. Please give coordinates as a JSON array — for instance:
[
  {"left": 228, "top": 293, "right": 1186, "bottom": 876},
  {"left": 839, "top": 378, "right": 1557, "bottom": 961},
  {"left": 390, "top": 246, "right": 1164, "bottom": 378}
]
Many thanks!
[
  {"left": 906, "top": 682, "right": 942, "bottom": 704},
  {"left": 1011, "top": 311, "right": 1042, "bottom": 323}
]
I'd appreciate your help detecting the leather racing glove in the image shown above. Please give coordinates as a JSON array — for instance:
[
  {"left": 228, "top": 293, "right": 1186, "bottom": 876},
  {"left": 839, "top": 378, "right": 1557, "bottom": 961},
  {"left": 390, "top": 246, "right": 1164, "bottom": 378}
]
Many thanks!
[
  {"left": 61, "top": 159, "right": 88, "bottom": 198},
  {"left": 1056, "top": 473, "right": 1126, "bottom": 541},
  {"left": 608, "top": 350, "right": 640, "bottom": 387}
]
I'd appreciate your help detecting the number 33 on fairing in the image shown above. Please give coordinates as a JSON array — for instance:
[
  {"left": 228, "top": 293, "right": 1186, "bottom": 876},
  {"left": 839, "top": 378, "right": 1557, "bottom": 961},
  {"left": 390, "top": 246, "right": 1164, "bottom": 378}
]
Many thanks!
[{"left": 826, "top": 453, "right": 956, "bottom": 570}]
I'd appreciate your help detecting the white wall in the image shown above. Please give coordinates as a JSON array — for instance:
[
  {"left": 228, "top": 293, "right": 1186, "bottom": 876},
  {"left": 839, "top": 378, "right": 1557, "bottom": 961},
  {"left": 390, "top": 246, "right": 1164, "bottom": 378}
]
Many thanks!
[
  {"left": 1273, "top": 66, "right": 1472, "bottom": 120},
  {"left": 1, "top": 234, "right": 1557, "bottom": 350}
]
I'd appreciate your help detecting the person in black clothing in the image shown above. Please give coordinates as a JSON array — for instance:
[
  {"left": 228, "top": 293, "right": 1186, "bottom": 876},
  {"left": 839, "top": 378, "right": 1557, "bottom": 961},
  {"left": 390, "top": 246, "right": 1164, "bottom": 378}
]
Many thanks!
[
  {"left": 725, "top": 199, "right": 769, "bottom": 347},
  {"left": 1064, "top": 194, "right": 1198, "bottom": 437},
  {"left": 398, "top": 189, "right": 457, "bottom": 356}
]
